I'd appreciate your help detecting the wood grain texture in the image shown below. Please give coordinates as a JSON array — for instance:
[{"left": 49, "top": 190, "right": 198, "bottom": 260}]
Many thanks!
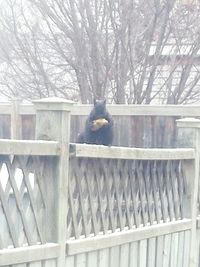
[
  {"left": 0, "top": 140, "right": 60, "bottom": 155},
  {"left": 70, "top": 143, "right": 195, "bottom": 159}
]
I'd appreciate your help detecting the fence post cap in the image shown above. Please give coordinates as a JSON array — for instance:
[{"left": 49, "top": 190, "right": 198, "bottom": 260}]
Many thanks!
[
  {"left": 176, "top": 118, "right": 200, "bottom": 128},
  {"left": 33, "top": 97, "right": 75, "bottom": 111}
]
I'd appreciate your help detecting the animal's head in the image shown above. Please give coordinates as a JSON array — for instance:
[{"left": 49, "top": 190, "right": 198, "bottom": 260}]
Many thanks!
[{"left": 93, "top": 99, "right": 106, "bottom": 115}]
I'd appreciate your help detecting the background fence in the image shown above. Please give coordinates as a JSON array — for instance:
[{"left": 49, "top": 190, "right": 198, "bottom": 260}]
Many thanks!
[
  {"left": 2, "top": 100, "right": 200, "bottom": 147},
  {"left": 0, "top": 98, "right": 200, "bottom": 267}
]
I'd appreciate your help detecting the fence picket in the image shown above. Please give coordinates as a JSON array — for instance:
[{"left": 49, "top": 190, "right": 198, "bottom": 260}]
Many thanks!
[
  {"left": 156, "top": 235, "right": 164, "bottom": 267},
  {"left": 177, "top": 231, "right": 184, "bottom": 267},
  {"left": 98, "top": 248, "right": 109, "bottom": 267},
  {"left": 147, "top": 237, "right": 156, "bottom": 267},
  {"left": 162, "top": 234, "right": 171, "bottom": 267}
]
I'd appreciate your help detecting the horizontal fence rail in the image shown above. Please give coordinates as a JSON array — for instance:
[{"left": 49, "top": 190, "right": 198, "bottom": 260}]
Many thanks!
[
  {"left": 1, "top": 102, "right": 200, "bottom": 116},
  {"left": 70, "top": 143, "right": 195, "bottom": 160},
  {"left": 0, "top": 140, "right": 60, "bottom": 155},
  {"left": 0, "top": 243, "right": 59, "bottom": 266},
  {"left": 66, "top": 219, "right": 192, "bottom": 255},
  {"left": 72, "top": 104, "right": 200, "bottom": 116}
]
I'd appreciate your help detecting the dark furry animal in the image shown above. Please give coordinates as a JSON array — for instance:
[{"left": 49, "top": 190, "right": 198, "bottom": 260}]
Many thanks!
[{"left": 77, "top": 99, "right": 114, "bottom": 146}]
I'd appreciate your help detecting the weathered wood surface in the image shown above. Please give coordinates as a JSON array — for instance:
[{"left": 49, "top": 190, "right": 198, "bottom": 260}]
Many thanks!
[
  {"left": 0, "top": 99, "right": 74, "bottom": 267},
  {"left": 70, "top": 143, "right": 195, "bottom": 159},
  {"left": 0, "top": 140, "right": 60, "bottom": 155},
  {"left": 67, "top": 157, "right": 188, "bottom": 239},
  {"left": 0, "top": 243, "right": 59, "bottom": 266},
  {"left": 34, "top": 98, "right": 74, "bottom": 267},
  {"left": 65, "top": 230, "right": 191, "bottom": 267},
  {"left": 66, "top": 219, "right": 191, "bottom": 255},
  {"left": 71, "top": 114, "right": 178, "bottom": 148},
  {"left": 11, "top": 103, "right": 200, "bottom": 116},
  {"left": 177, "top": 118, "right": 200, "bottom": 267},
  {"left": 1, "top": 101, "right": 200, "bottom": 267},
  {"left": 0, "top": 155, "right": 48, "bottom": 249},
  {"left": 2, "top": 102, "right": 200, "bottom": 147}
]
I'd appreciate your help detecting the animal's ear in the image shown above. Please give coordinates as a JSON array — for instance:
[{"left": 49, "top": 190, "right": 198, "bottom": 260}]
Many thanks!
[{"left": 93, "top": 98, "right": 97, "bottom": 105}]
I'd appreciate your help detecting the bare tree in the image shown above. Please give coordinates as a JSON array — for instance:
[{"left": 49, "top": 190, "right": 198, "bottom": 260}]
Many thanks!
[
  {"left": 0, "top": 0, "right": 200, "bottom": 104},
  {"left": 0, "top": 0, "right": 78, "bottom": 100}
]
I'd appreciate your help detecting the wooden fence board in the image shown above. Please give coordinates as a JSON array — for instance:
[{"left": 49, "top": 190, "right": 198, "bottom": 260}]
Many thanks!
[
  {"left": 139, "top": 240, "right": 147, "bottom": 267},
  {"left": 70, "top": 144, "right": 195, "bottom": 159},
  {"left": 65, "top": 256, "right": 75, "bottom": 267},
  {"left": 0, "top": 140, "right": 60, "bottom": 155},
  {"left": 66, "top": 220, "right": 191, "bottom": 255},
  {"left": 87, "top": 251, "right": 98, "bottom": 267},
  {"left": 183, "top": 231, "right": 191, "bottom": 267},
  {"left": 156, "top": 236, "right": 164, "bottom": 267},
  {"left": 170, "top": 233, "right": 179, "bottom": 267},
  {"left": 109, "top": 246, "right": 120, "bottom": 267},
  {"left": 162, "top": 234, "right": 171, "bottom": 267},
  {"left": 75, "top": 253, "right": 87, "bottom": 267},
  {"left": 129, "top": 241, "right": 138, "bottom": 267},
  {"left": 0, "top": 243, "right": 59, "bottom": 266},
  {"left": 147, "top": 238, "right": 156, "bottom": 267},
  {"left": 119, "top": 243, "right": 129, "bottom": 267},
  {"left": 98, "top": 248, "right": 109, "bottom": 267},
  {"left": 177, "top": 231, "right": 184, "bottom": 267}
]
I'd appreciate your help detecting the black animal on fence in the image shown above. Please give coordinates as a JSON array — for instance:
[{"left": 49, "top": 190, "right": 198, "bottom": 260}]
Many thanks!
[{"left": 77, "top": 99, "right": 114, "bottom": 146}]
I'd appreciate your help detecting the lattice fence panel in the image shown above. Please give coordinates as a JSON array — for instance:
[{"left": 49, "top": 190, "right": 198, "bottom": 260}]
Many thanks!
[
  {"left": 67, "top": 158, "right": 186, "bottom": 239},
  {"left": 0, "top": 155, "right": 46, "bottom": 249}
]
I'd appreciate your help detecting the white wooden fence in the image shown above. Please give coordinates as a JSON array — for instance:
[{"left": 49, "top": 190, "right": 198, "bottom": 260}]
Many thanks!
[{"left": 0, "top": 98, "right": 200, "bottom": 267}]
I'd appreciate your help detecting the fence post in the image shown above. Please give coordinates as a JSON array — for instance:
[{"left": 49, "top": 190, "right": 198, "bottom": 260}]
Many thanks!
[
  {"left": 33, "top": 97, "right": 74, "bottom": 267},
  {"left": 177, "top": 118, "right": 200, "bottom": 267},
  {"left": 11, "top": 98, "right": 22, "bottom": 139}
]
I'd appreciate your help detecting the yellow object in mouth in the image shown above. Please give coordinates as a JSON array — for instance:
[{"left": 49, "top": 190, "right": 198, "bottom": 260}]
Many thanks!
[{"left": 91, "top": 118, "right": 108, "bottom": 131}]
